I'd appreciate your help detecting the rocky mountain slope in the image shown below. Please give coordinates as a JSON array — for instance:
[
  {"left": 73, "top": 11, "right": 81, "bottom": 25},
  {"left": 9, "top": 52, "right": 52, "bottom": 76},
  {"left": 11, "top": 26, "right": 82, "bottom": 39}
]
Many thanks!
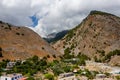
[
  {"left": 0, "top": 21, "right": 60, "bottom": 61},
  {"left": 53, "top": 11, "right": 120, "bottom": 65}
]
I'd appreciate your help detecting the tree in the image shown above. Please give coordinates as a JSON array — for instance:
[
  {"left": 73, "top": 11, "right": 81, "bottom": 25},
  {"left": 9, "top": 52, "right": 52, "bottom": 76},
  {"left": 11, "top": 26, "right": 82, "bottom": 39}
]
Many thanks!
[
  {"left": 44, "top": 73, "right": 54, "bottom": 80},
  {"left": 32, "top": 55, "right": 39, "bottom": 62},
  {"left": 27, "top": 77, "right": 35, "bottom": 80},
  {"left": 104, "top": 49, "right": 120, "bottom": 62},
  {"left": 0, "top": 51, "right": 2, "bottom": 57},
  {"left": 52, "top": 55, "right": 56, "bottom": 58},
  {"left": 0, "top": 47, "right": 2, "bottom": 57},
  {"left": 63, "top": 66, "right": 71, "bottom": 72},
  {"left": 0, "top": 47, "right": 2, "bottom": 51}
]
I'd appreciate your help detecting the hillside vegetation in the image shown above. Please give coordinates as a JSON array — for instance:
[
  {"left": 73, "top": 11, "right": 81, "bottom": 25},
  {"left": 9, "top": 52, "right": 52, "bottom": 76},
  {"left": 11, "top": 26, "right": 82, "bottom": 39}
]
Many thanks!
[{"left": 53, "top": 11, "right": 120, "bottom": 66}]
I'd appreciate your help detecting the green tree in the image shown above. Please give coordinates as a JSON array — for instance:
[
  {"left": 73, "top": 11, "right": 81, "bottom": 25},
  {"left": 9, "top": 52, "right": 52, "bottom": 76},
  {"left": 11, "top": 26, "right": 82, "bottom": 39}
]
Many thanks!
[
  {"left": 32, "top": 55, "right": 39, "bottom": 62},
  {"left": 27, "top": 77, "right": 35, "bottom": 80},
  {"left": 44, "top": 73, "right": 54, "bottom": 80},
  {"left": 0, "top": 51, "right": 2, "bottom": 57},
  {"left": 0, "top": 47, "right": 2, "bottom": 57}
]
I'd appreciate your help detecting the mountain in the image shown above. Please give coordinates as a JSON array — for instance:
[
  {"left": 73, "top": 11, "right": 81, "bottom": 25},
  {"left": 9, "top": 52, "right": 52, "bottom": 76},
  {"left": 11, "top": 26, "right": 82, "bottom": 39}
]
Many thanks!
[
  {"left": 44, "top": 30, "right": 68, "bottom": 43},
  {"left": 0, "top": 21, "right": 60, "bottom": 61},
  {"left": 53, "top": 11, "right": 120, "bottom": 66}
]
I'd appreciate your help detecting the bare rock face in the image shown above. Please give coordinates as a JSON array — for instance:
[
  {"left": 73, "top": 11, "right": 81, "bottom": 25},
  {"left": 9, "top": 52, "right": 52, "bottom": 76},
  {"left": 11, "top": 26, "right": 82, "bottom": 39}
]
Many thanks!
[
  {"left": 53, "top": 11, "right": 120, "bottom": 65},
  {"left": 0, "top": 21, "right": 60, "bottom": 61}
]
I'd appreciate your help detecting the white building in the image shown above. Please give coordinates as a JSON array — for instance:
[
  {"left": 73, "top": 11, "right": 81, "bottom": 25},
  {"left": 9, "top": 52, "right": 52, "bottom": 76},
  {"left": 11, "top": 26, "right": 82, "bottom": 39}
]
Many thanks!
[
  {"left": 0, "top": 73, "right": 23, "bottom": 80},
  {"left": 109, "top": 67, "right": 120, "bottom": 74},
  {"left": 96, "top": 74, "right": 106, "bottom": 79},
  {"left": 85, "top": 61, "right": 112, "bottom": 72},
  {"left": 58, "top": 72, "right": 77, "bottom": 80},
  {"left": 6, "top": 62, "right": 16, "bottom": 69}
]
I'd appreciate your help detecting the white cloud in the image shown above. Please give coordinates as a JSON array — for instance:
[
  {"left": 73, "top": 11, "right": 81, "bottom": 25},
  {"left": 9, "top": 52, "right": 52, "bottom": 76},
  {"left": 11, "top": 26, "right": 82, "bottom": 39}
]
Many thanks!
[{"left": 0, "top": 0, "right": 120, "bottom": 37}]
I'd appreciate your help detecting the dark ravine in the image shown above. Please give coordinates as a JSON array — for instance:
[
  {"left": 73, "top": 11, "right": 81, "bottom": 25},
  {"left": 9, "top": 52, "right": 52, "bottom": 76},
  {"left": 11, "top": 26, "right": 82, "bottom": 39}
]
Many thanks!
[
  {"left": 43, "top": 30, "right": 69, "bottom": 43},
  {"left": 53, "top": 10, "right": 120, "bottom": 66}
]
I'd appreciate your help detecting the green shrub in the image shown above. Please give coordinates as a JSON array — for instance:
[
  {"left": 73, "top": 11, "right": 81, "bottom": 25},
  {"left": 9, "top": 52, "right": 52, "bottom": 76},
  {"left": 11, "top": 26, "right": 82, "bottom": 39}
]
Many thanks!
[
  {"left": 104, "top": 49, "right": 120, "bottom": 61},
  {"left": 27, "top": 77, "right": 35, "bottom": 80},
  {"left": 52, "top": 55, "right": 56, "bottom": 58},
  {"left": 44, "top": 73, "right": 54, "bottom": 80},
  {"left": 0, "top": 52, "right": 3, "bottom": 57},
  {"left": 63, "top": 47, "right": 74, "bottom": 59},
  {"left": 0, "top": 47, "right": 2, "bottom": 51},
  {"left": 89, "top": 22, "right": 92, "bottom": 26},
  {"left": 21, "top": 33, "right": 24, "bottom": 36},
  {"left": 16, "top": 32, "right": 20, "bottom": 35},
  {"left": 47, "top": 55, "right": 50, "bottom": 58},
  {"left": 42, "top": 47, "right": 44, "bottom": 50}
]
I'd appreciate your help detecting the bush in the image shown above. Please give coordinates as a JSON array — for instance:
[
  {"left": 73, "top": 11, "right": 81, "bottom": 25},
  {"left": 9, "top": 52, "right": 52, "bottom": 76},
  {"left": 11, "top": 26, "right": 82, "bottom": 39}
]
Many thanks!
[
  {"left": 52, "top": 55, "right": 56, "bottom": 58},
  {"left": 0, "top": 47, "right": 2, "bottom": 51},
  {"left": 32, "top": 55, "right": 38, "bottom": 62},
  {"left": 16, "top": 32, "right": 20, "bottom": 35},
  {"left": 27, "top": 77, "right": 35, "bottom": 80},
  {"left": 42, "top": 47, "right": 44, "bottom": 50},
  {"left": 77, "top": 53, "right": 90, "bottom": 65},
  {"left": 21, "top": 33, "right": 24, "bottom": 36},
  {"left": 97, "top": 50, "right": 105, "bottom": 56},
  {"left": 89, "top": 22, "right": 92, "bottom": 26},
  {"left": 47, "top": 55, "right": 50, "bottom": 58},
  {"left": 4, "top": 27, "right": 9, "bottom": 29},
  {"left": 116, "top": 76, "right": 120, "bottom": 80},
  {"left": 0, "top": 52, "right": 3, "bottom": 57},
  {"left": 104, "top": 49, "right": 120, "bottom": 61},
  {"left": 44, "top": 73, "right": 54, "bottom": 80},
  {"left": 0, "top": 47, "right": 2, "bottom": 57},
  {"left": 63, "top": 47, "right": 74, "bottom": 59}
]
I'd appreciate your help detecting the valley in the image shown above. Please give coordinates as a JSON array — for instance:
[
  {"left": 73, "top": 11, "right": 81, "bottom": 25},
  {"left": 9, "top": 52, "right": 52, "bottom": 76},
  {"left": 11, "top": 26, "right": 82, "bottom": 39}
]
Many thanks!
[{"left": 0, "top": 11, "right": 120, "bottom": 80}]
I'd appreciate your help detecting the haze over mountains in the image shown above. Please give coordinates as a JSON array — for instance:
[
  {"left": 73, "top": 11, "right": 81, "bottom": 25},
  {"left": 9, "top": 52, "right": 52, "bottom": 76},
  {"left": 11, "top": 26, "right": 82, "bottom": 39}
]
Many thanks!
[
  {"left": 44, "top": 30, "right": 68, "bottom": 43},
  {"left": 53, "top": 11, "right": 120, "bottom": 65}
]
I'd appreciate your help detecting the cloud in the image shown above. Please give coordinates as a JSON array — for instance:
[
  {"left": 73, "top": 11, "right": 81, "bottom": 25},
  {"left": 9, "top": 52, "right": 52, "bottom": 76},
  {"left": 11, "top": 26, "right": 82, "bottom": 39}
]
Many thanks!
[{"left": 0, "top": 0, "right": 120, "bottom": 37}]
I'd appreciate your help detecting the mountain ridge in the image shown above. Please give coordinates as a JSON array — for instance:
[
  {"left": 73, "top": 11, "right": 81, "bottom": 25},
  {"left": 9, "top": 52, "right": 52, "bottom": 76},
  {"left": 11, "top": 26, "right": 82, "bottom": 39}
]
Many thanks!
[{"left": 53, "top": 10, "right": 120, "bottom": 65}]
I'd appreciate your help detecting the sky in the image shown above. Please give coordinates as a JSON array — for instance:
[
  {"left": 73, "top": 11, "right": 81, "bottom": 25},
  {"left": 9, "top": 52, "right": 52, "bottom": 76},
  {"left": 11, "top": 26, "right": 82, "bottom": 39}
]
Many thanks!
[{"left": 0, "top": 0, "right": 120, "bottom": 37}]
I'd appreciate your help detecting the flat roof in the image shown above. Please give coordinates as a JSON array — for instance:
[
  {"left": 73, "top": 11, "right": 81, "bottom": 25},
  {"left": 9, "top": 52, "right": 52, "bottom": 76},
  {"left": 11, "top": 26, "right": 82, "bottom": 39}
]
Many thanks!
[{"left": 2, "top": 73, "right": 22, "bottom": 77}]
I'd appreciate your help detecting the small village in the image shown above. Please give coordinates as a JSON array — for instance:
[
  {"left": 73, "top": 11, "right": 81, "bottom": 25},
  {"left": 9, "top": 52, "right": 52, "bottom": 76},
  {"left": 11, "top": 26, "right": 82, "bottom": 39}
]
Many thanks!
[
  {"left": 0, "top": 1, "right": 120, "bottom": 80},
  {"left": 0, "top": 56, "right": 120, "bottom": 80}
]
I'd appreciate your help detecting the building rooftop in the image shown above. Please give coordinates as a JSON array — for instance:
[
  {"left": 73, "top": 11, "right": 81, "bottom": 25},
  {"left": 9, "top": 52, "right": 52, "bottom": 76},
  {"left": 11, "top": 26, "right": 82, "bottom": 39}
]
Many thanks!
[
  {"left": 2, "top": 73, "right": 22, "bottom": 78},
  {"left": 58, "top": 72, "right": 75, "bottom": 78}
]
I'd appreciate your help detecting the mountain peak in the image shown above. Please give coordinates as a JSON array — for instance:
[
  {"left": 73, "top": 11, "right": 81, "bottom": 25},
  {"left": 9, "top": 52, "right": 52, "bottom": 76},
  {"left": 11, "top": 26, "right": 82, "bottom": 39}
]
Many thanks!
[
  {"left": 53, "top": 11, "right": 120, "bottom": 66},
  {"left": 89, "top": 10, "right": 114, "bottom": 16}
]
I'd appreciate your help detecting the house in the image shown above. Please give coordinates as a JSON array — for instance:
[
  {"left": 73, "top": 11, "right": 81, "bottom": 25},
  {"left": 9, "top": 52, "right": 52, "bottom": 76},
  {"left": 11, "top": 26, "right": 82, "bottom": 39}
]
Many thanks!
[
  {"left": 109, "top": 67, "right": 120, "bottom": 74},
  {"left": 109, "top": 67, "right": 120, "bottom": 78},
  {"left": 93, "top": 74, "right": 115, "bottom": 80},
  {"left": 58, "top": 72, "right": 77, "bottom": 80},
  {"left": 95, "top": 74, "right": 106, "bottom": 79},
  {"left": 0, "top": 73, "right": 24, "bottom": 80},
  {"left": 6, "top": 62, "right": 16, "bottom": 69},
  {"left": 93, "top": 78, "right": 115, "bottom": 80},
  {"left": 85, "top": 61, "right": 112, "bottom": 72}
]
